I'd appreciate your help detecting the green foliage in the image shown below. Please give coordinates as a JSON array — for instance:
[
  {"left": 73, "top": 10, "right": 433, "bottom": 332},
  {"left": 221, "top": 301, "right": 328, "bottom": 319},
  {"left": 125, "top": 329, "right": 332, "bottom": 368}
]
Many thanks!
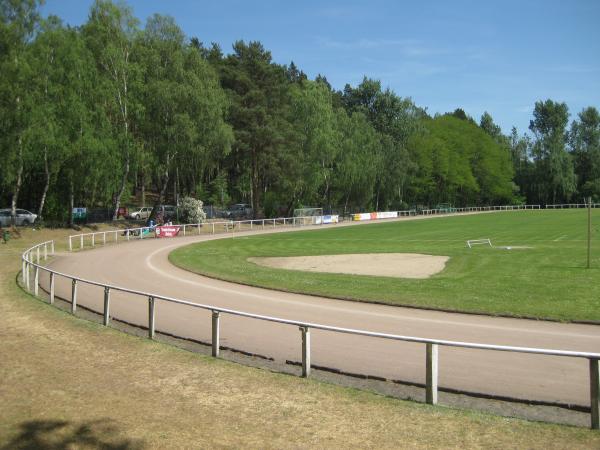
[
  {"left": 179, "top": 196, "right": 206, "bottom": 223},
  {"left": 407, "top": 115, "right": 513, "bottom": 205},
  {"left": 1, "top": 0, "right": 599, "bottom": 221}
]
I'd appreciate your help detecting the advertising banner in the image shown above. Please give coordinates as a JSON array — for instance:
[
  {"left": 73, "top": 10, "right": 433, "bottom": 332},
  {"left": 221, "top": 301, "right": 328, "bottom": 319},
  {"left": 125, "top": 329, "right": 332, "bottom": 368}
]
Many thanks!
[
  {"left": 353, "top": 211, "right": 398, "bottom": 221},
  {"left": 376, "top": 211, "right": 398, "bottom": 219},
  {"left": 315, "top": 215, "right": 339, "bottom": 224},
  {"left": 155, "top": 225, "right": 181, "bottom": 238}
]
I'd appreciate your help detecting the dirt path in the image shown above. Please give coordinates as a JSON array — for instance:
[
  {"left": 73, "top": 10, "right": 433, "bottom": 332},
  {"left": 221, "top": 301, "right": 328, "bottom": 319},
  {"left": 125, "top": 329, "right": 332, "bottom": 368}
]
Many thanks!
[{"left": 42, "top": 221, "right": 600, "bottom": 411}]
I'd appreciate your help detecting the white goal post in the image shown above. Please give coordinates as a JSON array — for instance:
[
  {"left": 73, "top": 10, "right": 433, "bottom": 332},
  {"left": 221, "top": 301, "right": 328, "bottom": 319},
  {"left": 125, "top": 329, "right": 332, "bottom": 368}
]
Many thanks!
[
  {"left": 467, "top": 239, "right": 492, "bottom": 248},
  {"left": 293, "top": 208, "right": 323, "bottom": 225}
]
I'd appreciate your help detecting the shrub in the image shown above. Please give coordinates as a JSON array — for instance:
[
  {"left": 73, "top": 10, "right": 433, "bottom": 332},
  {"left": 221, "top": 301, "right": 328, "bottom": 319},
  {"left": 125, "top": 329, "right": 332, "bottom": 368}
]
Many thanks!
[{"left": 179, "top": 197, "right": 207, "bottom": 223}]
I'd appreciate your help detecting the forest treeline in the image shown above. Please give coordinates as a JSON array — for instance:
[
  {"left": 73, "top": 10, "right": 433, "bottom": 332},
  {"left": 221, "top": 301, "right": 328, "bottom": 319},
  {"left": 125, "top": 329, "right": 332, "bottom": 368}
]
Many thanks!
[{"left": 2, "top": 0, "right": 600, "bottom": 223}]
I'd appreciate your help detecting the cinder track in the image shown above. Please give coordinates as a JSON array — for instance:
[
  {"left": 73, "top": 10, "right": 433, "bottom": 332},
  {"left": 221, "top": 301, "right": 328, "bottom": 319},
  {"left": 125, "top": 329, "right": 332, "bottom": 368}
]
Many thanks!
[{"left": 45, "top": 219, "right": 600, "bottom": 407}]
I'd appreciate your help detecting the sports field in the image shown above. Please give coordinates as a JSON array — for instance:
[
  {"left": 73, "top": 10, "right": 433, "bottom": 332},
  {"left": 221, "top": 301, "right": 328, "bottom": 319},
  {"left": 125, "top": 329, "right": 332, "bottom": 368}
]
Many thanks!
[{"left": 170, "top": 210, "right": 600, "bottom": 322}]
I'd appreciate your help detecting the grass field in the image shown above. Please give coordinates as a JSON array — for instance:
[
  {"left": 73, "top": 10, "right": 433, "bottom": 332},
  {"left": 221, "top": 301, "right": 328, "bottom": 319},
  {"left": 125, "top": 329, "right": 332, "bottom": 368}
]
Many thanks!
[
  {"left": 3, "top": 229, "right": 600, "bottom": 448},
  {"left": 170, "top": 210, "right": 600, "bottom": 322}
]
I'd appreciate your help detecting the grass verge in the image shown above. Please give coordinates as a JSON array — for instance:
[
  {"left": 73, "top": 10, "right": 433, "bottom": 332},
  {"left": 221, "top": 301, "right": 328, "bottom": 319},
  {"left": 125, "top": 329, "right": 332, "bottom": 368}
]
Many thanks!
[
  {"left": 1, "top": 227, "right": 600, "bottom": 448},
  {"left": 170, "top": 210, "right": 600, "bottom": 322}
]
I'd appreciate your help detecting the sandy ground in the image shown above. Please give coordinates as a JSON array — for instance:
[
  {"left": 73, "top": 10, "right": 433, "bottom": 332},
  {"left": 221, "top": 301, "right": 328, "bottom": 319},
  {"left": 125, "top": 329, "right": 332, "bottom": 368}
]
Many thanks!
[{"left": 248, "top": 253, "right": 449, "bottom": 278}]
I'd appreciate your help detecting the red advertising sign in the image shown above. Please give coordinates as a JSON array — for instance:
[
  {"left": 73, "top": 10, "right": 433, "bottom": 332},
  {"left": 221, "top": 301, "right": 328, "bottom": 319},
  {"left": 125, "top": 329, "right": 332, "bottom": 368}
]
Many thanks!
[{"left": 155, "top": 225, "right": 181, "bottom": 238}]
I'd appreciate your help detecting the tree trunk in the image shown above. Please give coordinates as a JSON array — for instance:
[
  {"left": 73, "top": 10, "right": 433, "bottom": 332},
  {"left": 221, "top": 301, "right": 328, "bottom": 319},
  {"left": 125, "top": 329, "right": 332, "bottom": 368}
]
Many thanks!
[
  {"left": 251, "top": 148, "right": 260, "bottom": 218},
  {"left": 113, "top": 119, "right": 130, "bottom": 220},
  {"left": 141, "top": 171, "right": 145, "bottom": 207},
  {"left": 68, "top": 179, "right": 74, "bottom": 227},
  {"left": 11, "top": 140, "right": 23, "bottom": 229},
  {"left": 158, "top": 165, "right": 169, "bottom": 206},
  {"left": 113, "top": 145, "right": 129, "bottom": 220},
  {"left": 38, "top": 146, "right": 50, "bottom": 221}
]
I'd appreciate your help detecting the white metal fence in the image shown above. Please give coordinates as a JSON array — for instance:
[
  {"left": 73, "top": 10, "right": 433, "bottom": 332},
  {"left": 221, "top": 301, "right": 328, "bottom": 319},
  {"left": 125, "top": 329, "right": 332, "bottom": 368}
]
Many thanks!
[
  {"left": 20, "top": 223, "right": 600, "bottom": 429},
  {"left": 546, "top": 204, "right": 600, "bottom": 209},
  {"left": 66, "top": 206, "right": 543, "bottom": 252},
  {"left": 67, "top": 215, "right": 325, "bottom": 252}
]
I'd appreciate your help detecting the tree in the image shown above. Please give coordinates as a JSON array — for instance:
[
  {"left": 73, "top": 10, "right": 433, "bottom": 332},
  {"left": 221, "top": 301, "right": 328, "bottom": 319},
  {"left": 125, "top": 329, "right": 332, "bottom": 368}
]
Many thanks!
[
  {"left": 529, "top": 100, "right": 575, "bottom": 203},
  {"left": 480, "top": 112, "right": 502, "bottom": 141},
  {"left": 0, "top": 0, "right": 42, "bottom": 226},
  {"left": 219, "top": 40, "right": 290, "bottom": 216},
  {"left": 140, "top": 14, "right": 232, "bottom": 210},
  {"left": 84, "top": 0, "right": 142, "bottom": 219},
  {"left": 570, "top": 107, "right": 600, "bottom": 199},
  {"left": 407, "top": 115, "right": 513, "bottom": 206},
  {"left": 341, "top": 77, "right": 424, "bottom": 209}
]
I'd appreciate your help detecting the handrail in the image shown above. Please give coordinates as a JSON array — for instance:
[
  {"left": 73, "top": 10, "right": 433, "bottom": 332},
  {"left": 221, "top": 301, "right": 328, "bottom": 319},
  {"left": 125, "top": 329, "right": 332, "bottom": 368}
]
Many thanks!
[
  {"left": 65, "top": 206, "right": 543, "bottom": 252},
  {"left": 19, "top": 210, "right": 600, "bottom": 429}
]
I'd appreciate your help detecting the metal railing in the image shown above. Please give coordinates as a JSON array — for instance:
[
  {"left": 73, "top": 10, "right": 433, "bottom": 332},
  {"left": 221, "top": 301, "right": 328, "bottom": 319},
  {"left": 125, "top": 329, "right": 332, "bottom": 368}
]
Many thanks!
[
  {"left": 67, "top": 215, "right": 328, "bottom": 252},
  {"left": 546, "top": 204, "right": 600, "bottom": 209},
  {"left": 421, "top": 205, "right": 541, "bottom": 215},
  {"left": 66, "top": 206, "right": 543, "bottom": 252},
  {"left": 20, "top": 234, "right": 600, "bottom": 429}
]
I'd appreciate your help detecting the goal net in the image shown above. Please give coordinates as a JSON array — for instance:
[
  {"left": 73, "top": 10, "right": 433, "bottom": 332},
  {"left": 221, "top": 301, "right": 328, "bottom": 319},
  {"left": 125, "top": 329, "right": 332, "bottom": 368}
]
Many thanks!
[{"left": 293, "top": 207, "right": 323, "bottom": 225}]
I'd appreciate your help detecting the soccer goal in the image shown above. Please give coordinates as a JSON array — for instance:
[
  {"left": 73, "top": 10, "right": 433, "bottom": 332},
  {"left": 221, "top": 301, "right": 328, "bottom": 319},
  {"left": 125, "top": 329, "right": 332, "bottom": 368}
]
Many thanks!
[
  {"left": 467, "top": 238, "right": 492, "bottom": 248},
  {"left": 293, "top": 207, "right": 323, "bottom": 226}
]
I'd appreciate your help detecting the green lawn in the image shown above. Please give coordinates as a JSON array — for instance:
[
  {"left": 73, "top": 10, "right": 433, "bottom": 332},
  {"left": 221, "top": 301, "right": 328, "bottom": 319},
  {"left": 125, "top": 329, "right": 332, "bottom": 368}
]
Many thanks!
[{"left": 170, "top": 210, "right": 600, "bottom": 322}]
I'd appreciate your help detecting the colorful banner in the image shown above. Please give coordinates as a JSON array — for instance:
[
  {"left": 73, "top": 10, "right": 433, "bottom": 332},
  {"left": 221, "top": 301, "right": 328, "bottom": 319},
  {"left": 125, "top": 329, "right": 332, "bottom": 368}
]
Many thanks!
[
  {"left": 155, "top": 225, "right": 181, "bottom": 238},
  {"left": 352, "top": 211, "right": 398, "bottom": 221},
  {"left": 315, "top": 215, "right": 339, "bottom": 224}
]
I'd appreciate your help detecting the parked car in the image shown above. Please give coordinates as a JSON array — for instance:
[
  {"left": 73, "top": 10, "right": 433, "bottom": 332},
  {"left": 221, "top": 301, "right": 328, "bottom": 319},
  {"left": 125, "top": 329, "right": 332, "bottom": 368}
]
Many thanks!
[
  {"left": 156, "top": 205, "right": 177, "bottom": 222},
  {"left": 128, "top": 206, "right": 153, "bottom": 220},
  {"left": 0, "top": 208, "right": 38, "bottom": 226},
  {"left": 226, "top": 203, "right": 253, "bottom": 219}
]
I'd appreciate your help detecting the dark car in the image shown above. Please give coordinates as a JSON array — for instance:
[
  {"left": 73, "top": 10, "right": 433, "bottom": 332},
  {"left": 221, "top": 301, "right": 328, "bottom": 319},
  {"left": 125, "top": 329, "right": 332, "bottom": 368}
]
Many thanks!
[
  {"left": 226, "top": 203, "right": 253, "bottom": 219},
  {"left": 155, "top": 205, "right": 177, "bottom": 222}
]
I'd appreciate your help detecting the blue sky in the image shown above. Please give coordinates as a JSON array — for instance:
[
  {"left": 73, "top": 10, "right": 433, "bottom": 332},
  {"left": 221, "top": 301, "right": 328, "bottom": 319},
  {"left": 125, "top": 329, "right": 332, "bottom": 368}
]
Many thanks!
[{"left": 41, "top": 0, "right": 600, "bottom": 135}]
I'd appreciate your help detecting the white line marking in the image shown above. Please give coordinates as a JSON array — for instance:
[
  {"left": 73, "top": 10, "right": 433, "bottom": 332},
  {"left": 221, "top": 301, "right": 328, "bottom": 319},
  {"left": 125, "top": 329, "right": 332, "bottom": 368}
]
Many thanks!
[{"left": 142, "top": 240, "right": 600, "bottom": 340}]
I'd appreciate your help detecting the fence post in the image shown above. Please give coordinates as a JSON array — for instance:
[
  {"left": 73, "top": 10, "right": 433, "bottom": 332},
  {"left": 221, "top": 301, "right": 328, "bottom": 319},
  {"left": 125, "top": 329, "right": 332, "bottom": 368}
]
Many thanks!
[
  {"left": 22, "top": 259, "right": 26, "bottom": 287},
  {"left": 49, "top": 272, "right": 55, "bottom": 304},
  {"left": 212, "top": 311, "right": 220, "bottom": 357},
  {"left": 51, "top": 240, "right": 55, "bottom": 255},
  {"left": 126, "top": 230, "right": 130, "bottom": 241},
  {"left": 44, "top": 242, "right": 48, "bottom": 260},
  {"left": 103, "top": 287, "right": 111, "bottom": 326},
  {"left": 24, "top": 256, "right": 30, "bottom": 291},
  {"left": 36, "top": 246, "right": 40, "bottom": 264},
  {"left": 115, "top": 230, "right": 118, "bottom": 242},
  {"left": 198, "top": 223, "right": 201, "bottom": 235},
  {"left": 148, "top": 296, "right": 155, "bottom": 339},
  {"left": 34, "top": 266, "right": 39, "bottom": 296},
  {"left": 212, "top": 223, "right": 215, "bottom": 234},
  {"left": 80, "top": 234, "right": 83, "bottom": 249},
  {"left": 71, "top": 279, "right": 78, "bottom": 313},
  {"left": 300, "top": 326, "right": 311, "bottom": 378},
  {"left": 68, "top": 236, "right": 72, "bottom": 252},
  {"left": 591, "top": 358, "right": 600, "bottom": 429},
  {"left": 183, "top": 225, "right": 186, "bottom": 236},
  {"left": 262, "top": 219, "right": 265, "bottom": 230},
  {"left": 103, "top": 232, "right": 106, "bottom": 245},
  {"left": 426, "top": 343, "right": 438, "bottom": 405},
  {"left": 91, "top": 233, "right": 95, "bottom": 247}
]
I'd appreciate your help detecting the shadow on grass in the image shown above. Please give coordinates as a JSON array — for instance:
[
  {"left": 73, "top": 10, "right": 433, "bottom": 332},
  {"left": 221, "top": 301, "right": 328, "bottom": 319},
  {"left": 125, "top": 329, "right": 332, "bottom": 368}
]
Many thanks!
[{"left": 2, "top": 419, "right": 143, "bottom": 450}]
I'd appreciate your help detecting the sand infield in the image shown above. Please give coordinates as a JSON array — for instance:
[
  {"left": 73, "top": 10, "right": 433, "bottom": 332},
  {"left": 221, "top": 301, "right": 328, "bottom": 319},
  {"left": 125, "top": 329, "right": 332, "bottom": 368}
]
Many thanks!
[{"left": 248, "top": 253, "right": 449, "bottom": 279}]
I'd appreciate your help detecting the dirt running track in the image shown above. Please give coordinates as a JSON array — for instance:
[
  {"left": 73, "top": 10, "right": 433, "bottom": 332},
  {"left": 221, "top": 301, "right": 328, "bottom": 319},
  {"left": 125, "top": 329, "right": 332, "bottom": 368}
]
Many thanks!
[{"left": 44, "top": 220, "right": 600, "bottom": 408}]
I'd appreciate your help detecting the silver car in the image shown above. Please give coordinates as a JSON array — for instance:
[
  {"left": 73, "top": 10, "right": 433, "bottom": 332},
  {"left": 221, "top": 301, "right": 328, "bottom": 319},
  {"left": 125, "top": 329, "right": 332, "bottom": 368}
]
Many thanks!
[
  {"left": 0, "top": 208, "right": 38, "bottom": 226},
  {"left": 128, "top": 206, "right": 153, "bottom": 220}
]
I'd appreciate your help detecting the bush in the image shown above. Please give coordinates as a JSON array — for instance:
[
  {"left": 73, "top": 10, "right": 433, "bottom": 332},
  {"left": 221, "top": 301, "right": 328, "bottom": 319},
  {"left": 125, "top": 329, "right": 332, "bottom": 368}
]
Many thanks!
[{"left": 179, "top": 197, "right": 207, "bottom": 224}]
